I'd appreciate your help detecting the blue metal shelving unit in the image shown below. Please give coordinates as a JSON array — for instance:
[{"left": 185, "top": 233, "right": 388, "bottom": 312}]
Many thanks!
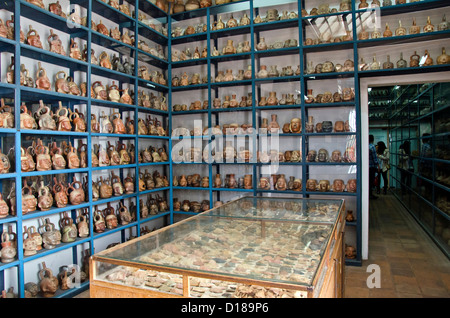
[{"left": 0, "top": 0, "right": 449, "bottom": 298}]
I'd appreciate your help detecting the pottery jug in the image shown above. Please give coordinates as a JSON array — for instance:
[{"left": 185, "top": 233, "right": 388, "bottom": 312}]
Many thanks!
[
  {"left": 437, "top": 47, "right": 450, "bottom": 65},
  {"left": 93, "top": 209, "right": 106, "bottom": 233},
  {"left": 409, "top": 18, "right": 420, "bottom": 34},
  {"left": 76, "top": 211, "right": 89, "bottom": 238},
  {"left": 39, "top": 263, "right": 58, "bottom": 297},
  {"left": 37, "top": 182, "right": 53, "bottom": 211},
  {"left": 68, "top": 177, "right": 85, "bottom": 205},
  {"left": 438, "top": 14, "right": 448, "bottom": 31},
  {"left": 1, "top": 231, "right": 16, "bottom": 263},
  {"left": 40, "top": 219, "right": 61, "bottom": 249},
  {"left": 396, "top": 52, "right": 407, "bottom": 68},
  {"left": 26, "top": 26, "right": 43, "bottom": 48},
  {"left": 410, "top": 51, "right": 420, "bottom": 67},
  {"left": 53, "top": 177, "right": 68, "bottom": 208},
  {"left": 35, "top": 62, "right": 51, "bottom": 91},
  {"left": 48, "top": 29, "right": 66, "bottom": 55},
  {"left": 59, "top": 213, "right": 77, "bottom": 243},
  {"left": 423, "top": 16, "right": 434, "bottom": 33}
]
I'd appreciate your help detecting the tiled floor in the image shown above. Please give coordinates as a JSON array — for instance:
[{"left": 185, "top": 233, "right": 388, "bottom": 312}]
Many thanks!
[
  {"left": 344, "top": 193, "right": 450, "bottom": 298},
  {"left": 75, "top": 192, "right": 450, "bottom": 298}
]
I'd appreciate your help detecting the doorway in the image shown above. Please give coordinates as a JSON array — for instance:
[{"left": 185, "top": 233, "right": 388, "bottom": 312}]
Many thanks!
[{"left": 359, "top": 72, "right": 450, "bottom": 261}]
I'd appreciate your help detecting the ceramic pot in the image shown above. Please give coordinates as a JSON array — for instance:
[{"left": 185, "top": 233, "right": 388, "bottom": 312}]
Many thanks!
[{"left": 437, "top": 47, "right": 450, "bottom": 65}]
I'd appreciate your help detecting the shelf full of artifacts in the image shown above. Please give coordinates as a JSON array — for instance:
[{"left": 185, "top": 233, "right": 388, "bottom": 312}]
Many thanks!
[
  {"left": 90, "top": 196, "right": 346, "bottom": 298},
  {"left": 0, "top": 0, "right": 172, "bottom": 298},
  {"left": 167, "top": 0, "right": 450, "bottom": 270},
  {"left": 389, "top": 82, "right": 450, "bottom": 259}
]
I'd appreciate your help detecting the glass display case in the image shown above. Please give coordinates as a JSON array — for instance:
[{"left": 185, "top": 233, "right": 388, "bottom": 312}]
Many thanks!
[
  {"left": 90, "top": 196, "right": 346, "bottom": 298},
  {"left": 389, "top": 81, "right": 450, "bottom": 259}
]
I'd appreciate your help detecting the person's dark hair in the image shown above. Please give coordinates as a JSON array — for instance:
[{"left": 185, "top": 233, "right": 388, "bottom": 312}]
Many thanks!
[
  {"left": 400, "top": 141, "right": 411, "bottom": 154},
  {"left": 422, "top": 133, "right": 431, "bottom": 143},
  {"left": 377, "top": 141, "right": 387, "bottom": 154},
  {"left": 369, "top": 135, "right": 374, "bottom": 143}
]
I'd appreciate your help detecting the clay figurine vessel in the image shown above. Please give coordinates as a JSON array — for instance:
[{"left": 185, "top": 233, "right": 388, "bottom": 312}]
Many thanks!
[
  {"left": 1, "top": 231, "right": 16, "bottom": 263},
  {"left": 0, "top": 18, "right": 8, "bottom": 38},
  {"left": 68, "top": 177, "right": 85, "bottom": 205},
  {"left": 55, "top": 71, "right": 70, "bottom": 94},
  {"left": 437, "top": 47, "right": 450, "bottom": 65},
  {"left": 26, "top": 26, "right": 43, "bottom": 48},
  {"left": 173, "top": 0, "right": 185, "bottom": 13},
  {"left": 423, "top": 16, "right": 434, "bottom": 33},
  {"left": 409, "top": 18, "right": 420, "bottom": 34},
  {"left": 49, "top": 1, "right": 66, "bottom": 18},
  {"left": 48, "top": 29, "right": 66, "bottom": 55},
  {"left": 35, "top": 62, "right": 51, "bottom": 91},
  {"left": 185, "top": 0, "right": 200, "bottom": 11},
  {"left": 383, "top": 23, "right": 393, "bottom": 37},
  {"left": 38, "top": 262, "right": 58, "bottom": 297},
  {"left": 438, "top": 14, "right": 448, "bottom": 31}
]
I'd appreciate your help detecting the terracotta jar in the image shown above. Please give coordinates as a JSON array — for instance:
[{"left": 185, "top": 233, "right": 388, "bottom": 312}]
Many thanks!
[
  {"left": 76, "top": 211, "right": 89, "bottom": 238},
  {"left": 53, "top": 177, "right": 68, "bottom": 208},
  {"left": 38, "top": 262, "right": 58, "bottom": 297},
  {"left": 35, "top": 62, "right": 51, "bottom": 91},
  {"left": 185, "top": 0, "right": 200, "bottom": 11},
  {"left": 37, "top": 182, "right": 53, "bottom": 211},
  {"left": 267, "top": 92, "right": 278, "bottom": 106},
  {"left": 93, "top": 209, "right": 106, "bottom": 232},
  {"left": 26, "top": 26, "right": 43, "bottom": 48},
  {"left": 48, "top": 29, "right": 66, "bottom": 55},
  {"left": 409, "top": 18, "right": 420, "bottom": 34},
  {"left": 49, "top": 1, "right": 66, "bottom": 17},
  {"left": 268, "top": 114, "right": 280, "bottom": 133},
  {"left": 410, "top": 51, "right": 420, "bottom": 67},
  {"left": 256, "top": 37, "right": 267, "bottom": 51},
  {"left": 257, "top": 65, "right": 268, "bottom": 78},
  {"left": 383, "top": 23, "right": 393, "bottom": 37},
  {"left": 437, "top": 47, "right": 450, "bottom": 65},
  {"left": 1, "top": 231, "right": 16, "bottom": 263},
  {"left": 55, "top": 71, "right": 70, "bottom": 94},
  {"left": 438, "top": 14, "right": 448, "bottom": 31},
  {"left": 383, "top": 55, "right": 394, "bottom": 69},
  {"left": 423, "top": 16, "right": 434, "bottom": 33},
  {"left": 346, "top": 210, "right": 355, "bottom": 222},
  {"left": 290, "top": 118, "right": 301, "bottom": 133},
  {"left": 68, "top": 177, "right": 85, "bottom": 205}
]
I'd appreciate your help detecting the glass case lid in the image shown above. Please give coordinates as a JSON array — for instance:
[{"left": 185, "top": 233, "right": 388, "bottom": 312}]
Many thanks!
[{"left": 94, "top": 196, "right": 344, "bottom": 287}]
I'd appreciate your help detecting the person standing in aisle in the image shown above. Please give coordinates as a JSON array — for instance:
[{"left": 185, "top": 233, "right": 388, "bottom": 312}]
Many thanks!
[
  {"left": 376, "top": 141, "right": 390, "bottom": 195},
  {"left": 369, "top": 134, "right": 380, "bottom": 199},
  {"left": 419, "top": 133, "right": 432, "bottom": 179},
  {"left": 398, "top": 141, "right": 413, "bottom": 195}
]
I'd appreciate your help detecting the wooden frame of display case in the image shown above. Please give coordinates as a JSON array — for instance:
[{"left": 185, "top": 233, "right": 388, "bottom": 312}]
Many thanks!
[{"left": 89, "top": 196, "right": 346, "bottom": 298}]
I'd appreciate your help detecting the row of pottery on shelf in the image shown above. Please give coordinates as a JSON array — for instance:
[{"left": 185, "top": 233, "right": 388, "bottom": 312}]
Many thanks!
[
  {"left": 20, "top": 101, "right": 86, "bottom": 132},
  {"left": 0, "top": 175, "right": 86, "bottom": 219},
  {"left": 360, "top": 48, "right": 450, "bottom": 71},
  {"left": 36, "top": 261, "right": 88, "bottom": 298},
  {"left": 20, "top": 139, "right": 87, "bottom": 173},
  {"left": 135, "top": 115, "right": 168, "bottom": 136},
  {"left": 137, "top": 194, "right": 169, "bottom": 219},
  {"left": 358, "top": 16, "right": 448, "bottom": 41},
  {"left": 173, "top": 173, "right": 253, "bottom": 189},
  {"left": 91, "top": 173, "right": 136, "bottom": 201},
  {"left": 138, "top": 146, "right": 169, "bottom": 164},
  {"left": 173, "top": 198, "right": 210, "bottom": 213},
  {"left": 92, "top": 201, "right": 136, "bottom": 233},
  {"left": 135, "top": 170, "right": 169, "bottom": 194},
  {"left": 171, "top": 0, "right": 244, "bottom": 14},
  {"left": 27, "top": 0, "right": 131, "bottom": 18}
]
